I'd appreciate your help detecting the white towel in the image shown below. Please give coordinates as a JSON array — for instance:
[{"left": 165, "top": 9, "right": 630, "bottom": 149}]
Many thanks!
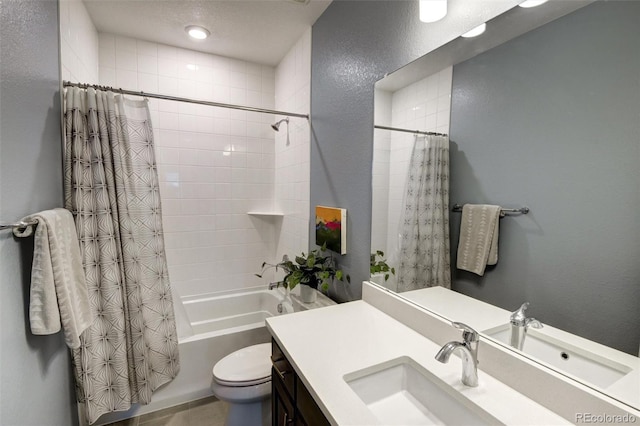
[
  {"left": 13, "top": 208, "right": 93, "bottom": 349},
  {"left": 456, "top": 204, "right": 501, "bottom": 276}
]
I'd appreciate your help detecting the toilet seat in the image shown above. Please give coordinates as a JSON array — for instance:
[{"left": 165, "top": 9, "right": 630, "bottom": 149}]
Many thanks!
[{"left": 213, "top": 343, "right": 272, "bottom": 387}]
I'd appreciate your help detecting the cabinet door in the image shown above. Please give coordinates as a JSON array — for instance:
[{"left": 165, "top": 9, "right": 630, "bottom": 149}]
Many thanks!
[
  {"left": 273, "top": 370, "right": 295, "bottom": 426},
  {"left": 296, "top": 376, "right": 330, "bottom": 426},
  {"left": 272, "top": 340, "right": 295, "bottom": 396}
]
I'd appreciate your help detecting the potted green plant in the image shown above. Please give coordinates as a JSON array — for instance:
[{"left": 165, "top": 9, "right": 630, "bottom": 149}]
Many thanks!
[
  {"left": 370, "top": 250, "right": 395, "bottom": 282},
  {"left": 256, "top": 244, "right": 350, "bottom": 303}
]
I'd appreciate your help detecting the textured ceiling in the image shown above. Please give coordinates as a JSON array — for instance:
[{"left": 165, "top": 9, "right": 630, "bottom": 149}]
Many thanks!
[{"left": 83, "top": 0, "right": 332, "bottom": 66}]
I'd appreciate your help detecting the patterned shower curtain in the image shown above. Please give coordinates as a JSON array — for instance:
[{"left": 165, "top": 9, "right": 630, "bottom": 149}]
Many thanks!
[
  {"left": 63, "top": 87, "right": 180, "bottom": 424},
  {"left": 396, "top": 135, "right": 451, "bottom": 292}
]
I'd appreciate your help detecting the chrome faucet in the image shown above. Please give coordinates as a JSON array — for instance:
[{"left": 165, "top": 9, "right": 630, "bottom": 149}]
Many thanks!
[
  {"left": 510, "top": 302, "right": 543, "bottom": 350},
  {"left": 435, "top": 322, "right": 479, "bottom": 387},
  {"left": 268, "top": 281, "right": 283, "bottom": 290}
]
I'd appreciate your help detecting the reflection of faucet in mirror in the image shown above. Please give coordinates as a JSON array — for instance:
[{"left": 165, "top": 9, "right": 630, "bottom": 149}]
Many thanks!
[
  {"left": 435, "top": 322, "right": 479, "bottom": 387},
  {"left": 510, "top": 302, "right": 542, "bottom": 351}
]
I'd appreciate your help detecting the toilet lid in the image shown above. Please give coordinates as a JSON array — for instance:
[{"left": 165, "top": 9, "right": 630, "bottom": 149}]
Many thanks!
[{"left": 213, "top": 343, "right": 272, "bottom": 386}]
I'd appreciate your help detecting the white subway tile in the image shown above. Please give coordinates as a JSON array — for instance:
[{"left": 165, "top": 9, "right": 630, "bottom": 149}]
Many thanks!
[
  {"left": 116, "top": 50, "right": 138, "bottom": 71},
  {"left": 213, "top": 118, "right": 231, "bottom": 135},
  {"left": 229, "top": 119, "right": 247, "bottom": 137},
  {"left": 159, "top": 76, "right": 179, "bottom": 96},
  {"left": 137, "top": 40, "right": 158, "bottom": 57},
  {"left": 99, "top": 67, "right": 117, "bottom": 87},
  {"left": 212, "top": 85, "right": 230, "bottom": 103},
  {"left": 437, "top": 94, "right": 451, "bottom": 113},
  {"left": 177, "top": 48, "right": 196, "bottom": 65},
  {"left": 116, "top": 69, "right": 138, "bottom": 90},
  {"left": 179, "top": 114, "right": 197, "bottom": 133},
  {"left": 137, "top": 54, "right": 158, "bottom": 75},
  {"left": 246, "top": 90, "right": 262, "bottom": 108},
  {"left": 178, "top": 79, "right": 197, "bottom": 98},
  {"left": 138, "top": 73, "right": 159, "bottom": 93},
  {"left": 231, "top": 168, "right": 246, "bottom": 183},
  {"left": 229, "top": 87, "right": 246, "bottom": 105},
  {"left": 99, "top": 35, "right": 116, "bottom": 68},
  {"left": 231, "top": 151, "right": 246, "bottom": 168},
  {"left": 158, "top": 57, "right": 179, "bottom": 78},
  {"left": 215, "top": 167, "right": 232, "bottom": 183},
  {"left": 195, "top": 116, "right": 215, "bottom": 134},
  {"left": 115, "top": 35, "right": 137, "bottom": 53},
  {"left": 159, "top": 182, "right": 181, "bottom": 199},
  {"left": 157, "top": 43, "right": 179, "bottom": 60}
]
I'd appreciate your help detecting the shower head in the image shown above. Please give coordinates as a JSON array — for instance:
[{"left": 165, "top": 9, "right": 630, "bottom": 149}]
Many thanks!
[{"left": 271, "top": 117, "right": 289, "bottom": 131}]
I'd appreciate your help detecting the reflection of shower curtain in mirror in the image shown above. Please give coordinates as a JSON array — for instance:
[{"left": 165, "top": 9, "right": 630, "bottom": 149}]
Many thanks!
[
  {"left": 64, "top": 87, "right": 180, "bottom": 424},
  {"left": 396, "top": 135, "right": 451, "bottom": 291}
]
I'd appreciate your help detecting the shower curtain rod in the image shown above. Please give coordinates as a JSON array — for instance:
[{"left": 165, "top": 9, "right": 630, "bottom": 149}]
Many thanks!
[
  {"left": 62, "top": 81, "right": 309, "bottom": 119},
  {"left": 374, "top": 124, "right": 448, "bottom": 137}
]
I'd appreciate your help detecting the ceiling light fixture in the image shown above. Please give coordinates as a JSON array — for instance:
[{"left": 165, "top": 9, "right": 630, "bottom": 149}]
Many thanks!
[
  {"left": 185, "top": 25, "right": 210, "bottom": 40},
  {"left": 461, "top": 23, "right": 487, "bottom": 38},
  {"left": 419, "top": 0, "right": 447, "bottom": 23},
  {"left": 519, "top": 0, "right": 548, "bottom": 8}
]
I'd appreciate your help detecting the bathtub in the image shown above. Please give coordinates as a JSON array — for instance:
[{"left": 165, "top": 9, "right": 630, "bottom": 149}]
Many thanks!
[{"left": 95, "top": 286, "right": 285, "bottom": 425}]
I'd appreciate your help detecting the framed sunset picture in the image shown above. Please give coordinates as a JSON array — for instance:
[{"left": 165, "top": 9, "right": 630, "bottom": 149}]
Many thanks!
[{"left": 315, "top": 206, "right": 347, "bottom": 255}]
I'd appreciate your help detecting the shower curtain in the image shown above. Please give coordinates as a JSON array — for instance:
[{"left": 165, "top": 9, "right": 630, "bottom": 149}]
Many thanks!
[
  {"left": 64, "top": 87, "right": 180, "bottom": 424},
  {"left": 396, "top": 134, "right": 451, "bottom": 292}
]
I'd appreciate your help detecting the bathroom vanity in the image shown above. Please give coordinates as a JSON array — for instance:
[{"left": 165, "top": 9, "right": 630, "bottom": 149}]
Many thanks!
[
  {"left": 271, "top": 339, "right": 330, "bottom": 426},
  {"left": 266, "top": 282, "right": 639, "bottom": 425}
]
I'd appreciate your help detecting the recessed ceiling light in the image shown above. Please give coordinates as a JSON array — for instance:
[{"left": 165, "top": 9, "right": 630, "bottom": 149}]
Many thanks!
[
  {"left": 461, "top": 23, "right": 487, "bottom": 38},
  {"left": 185, "top": 25, "right": 210, "bottom": 40},
  {"left": 419, "top": 0, "right": 447, "bottom": 23},
  {"left": 519, "top": 0, "right": 548, "bottom": 8}
]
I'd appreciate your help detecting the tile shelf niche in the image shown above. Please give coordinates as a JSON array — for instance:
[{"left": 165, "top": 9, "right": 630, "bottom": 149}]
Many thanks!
[{"left": 247, "top": 211, "right": 285, "bottom": 217}]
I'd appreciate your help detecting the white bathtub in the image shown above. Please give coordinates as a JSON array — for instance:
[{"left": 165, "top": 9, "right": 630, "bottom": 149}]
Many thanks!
[
  {"left": 180, "top": 288, "right": 282, "bottom": 341},
  {"left": 95, "top": 287, "right": 284, "bottom": 425}
]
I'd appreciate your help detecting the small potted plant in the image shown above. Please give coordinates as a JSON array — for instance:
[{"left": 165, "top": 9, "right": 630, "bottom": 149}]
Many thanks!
[
  {"left": 256, "top": 244, "right": 350, "bottom": 303},
  {"left": 370, "top": 250, "right": 395, "bottom": 282}
]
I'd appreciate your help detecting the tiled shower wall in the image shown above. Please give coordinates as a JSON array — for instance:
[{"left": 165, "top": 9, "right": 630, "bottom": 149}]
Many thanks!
[
  {"left": 98, "top": 33, "right": 286, "bottom": 298},
  {"left": 372, "top": 67, "right": 452, "bottom": 269},
  {"left": 371, "top": 89, "right": 392, "bottom": 255},
  {"left": 59, "top": 0, "right": 99, "bottom": 84},
  {"left": 274, "top": 28, "right": 311, "bottom": 262}
]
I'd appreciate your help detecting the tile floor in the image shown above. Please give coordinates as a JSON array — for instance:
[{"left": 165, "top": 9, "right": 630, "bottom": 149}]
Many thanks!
[{"left": 105, "top": 397, "right": 228, "bottom": 426}]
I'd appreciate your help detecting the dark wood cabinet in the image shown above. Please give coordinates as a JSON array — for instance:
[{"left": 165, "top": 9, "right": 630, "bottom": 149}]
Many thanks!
[{"left": 271, "top": 339, "right": 330, "bottom": 426}]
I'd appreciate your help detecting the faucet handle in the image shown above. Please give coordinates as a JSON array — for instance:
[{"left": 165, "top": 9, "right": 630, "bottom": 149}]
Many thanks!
[
  {"left": 452, "top": 322, "right": 479, "bottom": 343},
  {"left": 526, "top": 318, "right": 543, "bottom": 329},
  {"left": 510, "top": 302, "right": 531, "bottom": 326}
]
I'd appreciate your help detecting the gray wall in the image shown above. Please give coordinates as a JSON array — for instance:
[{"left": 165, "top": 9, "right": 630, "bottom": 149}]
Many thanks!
[
  {"left": 449, "top": 1, "right": 639, "bottom": 354},
  {"left": 1, "top": 1, "right": 78, "bottom": 424},
  {"left": 310, "top": 0, "right": 517, "bottom": 301}
]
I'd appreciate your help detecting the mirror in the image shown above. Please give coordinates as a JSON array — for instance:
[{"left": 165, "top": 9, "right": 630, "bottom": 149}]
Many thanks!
[{"left": 372, "top": 0, "right": 639, "bottom": 410}]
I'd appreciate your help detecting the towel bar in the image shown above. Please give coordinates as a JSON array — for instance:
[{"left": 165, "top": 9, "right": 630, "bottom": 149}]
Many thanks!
[
  {"left": 452, "top": 204, "right": 530, "bottom": 217},
  {"left": 0, "top": 219, "right": 38, "bottom": 232}
]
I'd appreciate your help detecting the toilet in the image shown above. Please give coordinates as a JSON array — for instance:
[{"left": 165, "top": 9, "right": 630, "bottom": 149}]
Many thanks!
[{"left": 211, "top": 343, "right": 272, "bottom": 426}]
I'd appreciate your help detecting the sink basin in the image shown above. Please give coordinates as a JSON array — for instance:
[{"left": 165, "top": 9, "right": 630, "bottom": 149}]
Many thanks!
[
  {"left": 483, "top": 324, "right": 631, "bottom": 388},
  {"left": 344, "top": 357, "right": 499, "bottom": 425}
]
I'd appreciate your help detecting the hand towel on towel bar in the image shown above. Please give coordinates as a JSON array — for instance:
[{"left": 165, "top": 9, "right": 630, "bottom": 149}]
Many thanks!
[
  {"left": 456, "top": 204, "right": 502, "bottom": 276},
  {"left": 13, "top": 208, "right": 93, "bottom": 349}
]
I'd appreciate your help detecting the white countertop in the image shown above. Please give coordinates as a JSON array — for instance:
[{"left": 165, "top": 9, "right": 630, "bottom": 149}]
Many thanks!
[{"left": 266, "top": 299, "right": 570, "bottom": 426}]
